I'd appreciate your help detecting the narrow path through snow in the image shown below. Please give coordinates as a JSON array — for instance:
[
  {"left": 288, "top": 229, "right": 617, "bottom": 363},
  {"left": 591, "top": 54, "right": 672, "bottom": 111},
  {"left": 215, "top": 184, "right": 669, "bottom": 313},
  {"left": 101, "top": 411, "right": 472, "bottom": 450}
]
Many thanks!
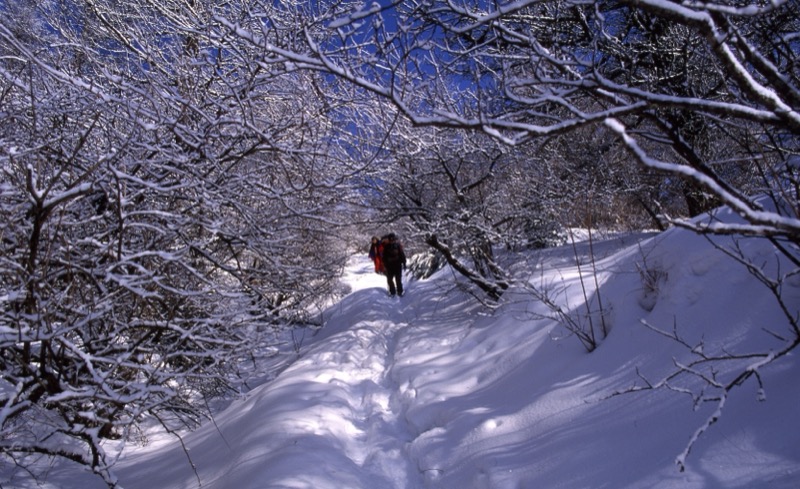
[
  {"left": 100, "top": 257, "right": 481, "bottom": 489},
  {"left": 304, "top": 265, "right": 426, "bottom": 488},
  {"left": 320, "top": 318, "right": 417, "bottom": 487},
  {"left": 111, "top": 261, "right": 439, "bottom": 489},
  {"left": 292, "top": 258, "right": 475, "bottom": 488}
]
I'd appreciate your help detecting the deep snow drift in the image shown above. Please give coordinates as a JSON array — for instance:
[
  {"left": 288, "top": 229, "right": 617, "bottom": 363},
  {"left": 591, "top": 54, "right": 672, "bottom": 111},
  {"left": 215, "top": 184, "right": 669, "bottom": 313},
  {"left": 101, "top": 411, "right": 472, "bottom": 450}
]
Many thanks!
[{"left": 8, "top": 217, "right": 800, "bottom": 488}]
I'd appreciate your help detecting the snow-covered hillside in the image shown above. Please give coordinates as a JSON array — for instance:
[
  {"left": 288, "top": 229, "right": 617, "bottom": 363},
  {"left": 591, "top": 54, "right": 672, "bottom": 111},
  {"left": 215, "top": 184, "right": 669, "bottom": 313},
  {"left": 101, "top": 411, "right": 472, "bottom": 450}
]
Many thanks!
[{"left": 12, "top": 222, "right": 800, "bottom": 489}]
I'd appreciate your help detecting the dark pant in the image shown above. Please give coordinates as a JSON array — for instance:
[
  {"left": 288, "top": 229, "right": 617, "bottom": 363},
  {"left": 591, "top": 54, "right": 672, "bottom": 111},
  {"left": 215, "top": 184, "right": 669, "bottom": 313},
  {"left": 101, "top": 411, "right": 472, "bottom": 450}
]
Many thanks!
[{"left": 385, "top": 264, "right": 403, "bottom": 296}]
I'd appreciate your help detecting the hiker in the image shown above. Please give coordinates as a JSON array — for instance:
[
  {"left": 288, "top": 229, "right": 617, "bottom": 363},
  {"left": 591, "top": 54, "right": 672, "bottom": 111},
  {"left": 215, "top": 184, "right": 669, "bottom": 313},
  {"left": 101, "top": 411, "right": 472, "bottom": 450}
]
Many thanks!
[
  {"left": 368, "top": 236, "right": 384, "bottom": 274},
  {"left": 380, "top": 233, "right": 407, "bottom": 296}
]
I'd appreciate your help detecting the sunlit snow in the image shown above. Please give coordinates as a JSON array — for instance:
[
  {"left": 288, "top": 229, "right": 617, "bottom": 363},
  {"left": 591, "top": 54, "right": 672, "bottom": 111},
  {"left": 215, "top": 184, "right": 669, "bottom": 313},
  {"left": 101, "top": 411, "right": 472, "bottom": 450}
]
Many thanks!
[{"left": 11, "top": 225, "right": 800, "bottom": 489}]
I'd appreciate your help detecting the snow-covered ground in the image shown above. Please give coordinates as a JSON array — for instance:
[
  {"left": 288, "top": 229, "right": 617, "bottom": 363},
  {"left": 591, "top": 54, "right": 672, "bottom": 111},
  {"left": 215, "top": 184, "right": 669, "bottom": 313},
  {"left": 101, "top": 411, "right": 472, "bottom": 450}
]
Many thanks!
[{"left": 9, "top": 219, "right": 800, "bottom": 488}]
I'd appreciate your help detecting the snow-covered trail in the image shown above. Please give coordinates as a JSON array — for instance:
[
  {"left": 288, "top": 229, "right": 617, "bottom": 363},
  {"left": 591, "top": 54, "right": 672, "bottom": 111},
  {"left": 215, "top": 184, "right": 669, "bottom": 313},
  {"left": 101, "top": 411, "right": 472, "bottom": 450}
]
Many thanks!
[
  {"left": 293, "top": 308, "right": 418, "bottom": 487},
  {"left": 301, "top": 263, "right": 477, "bottom": 488},
  {"left": 112, "top": 259, "right": 472, "bottom": 489}
]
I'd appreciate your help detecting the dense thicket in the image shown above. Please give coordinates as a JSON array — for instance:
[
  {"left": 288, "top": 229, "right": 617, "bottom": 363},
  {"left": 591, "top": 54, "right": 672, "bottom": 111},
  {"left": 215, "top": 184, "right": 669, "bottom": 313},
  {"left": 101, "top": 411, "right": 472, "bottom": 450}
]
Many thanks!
[{"left": 0, "top": 0, "right": 375, "bottom": 484}]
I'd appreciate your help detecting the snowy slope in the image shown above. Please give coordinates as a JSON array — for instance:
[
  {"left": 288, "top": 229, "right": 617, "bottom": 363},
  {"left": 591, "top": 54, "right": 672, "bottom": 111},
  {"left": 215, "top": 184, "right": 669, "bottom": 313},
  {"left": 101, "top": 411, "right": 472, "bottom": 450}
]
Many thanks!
[{"left": 11, "top": 224, "right": 800, "bottom": 489}]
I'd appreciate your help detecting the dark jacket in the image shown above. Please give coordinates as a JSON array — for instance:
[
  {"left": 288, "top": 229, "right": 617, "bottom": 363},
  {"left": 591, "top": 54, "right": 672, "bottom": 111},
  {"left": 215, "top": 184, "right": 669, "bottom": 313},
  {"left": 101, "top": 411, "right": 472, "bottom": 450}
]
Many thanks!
[{"left": 380, "top": 235, "right": 406, "bottom": 270}]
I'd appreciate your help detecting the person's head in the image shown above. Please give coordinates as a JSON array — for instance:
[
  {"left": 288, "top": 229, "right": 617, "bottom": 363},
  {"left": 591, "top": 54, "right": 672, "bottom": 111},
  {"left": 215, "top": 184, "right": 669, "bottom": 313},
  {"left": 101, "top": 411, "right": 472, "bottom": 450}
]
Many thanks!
[
  {"left": 387, "top": 232, "right": 396, "bottom": 241},
  {"left": 371, "top": 236, "right": 379, "bottom": 244}
]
